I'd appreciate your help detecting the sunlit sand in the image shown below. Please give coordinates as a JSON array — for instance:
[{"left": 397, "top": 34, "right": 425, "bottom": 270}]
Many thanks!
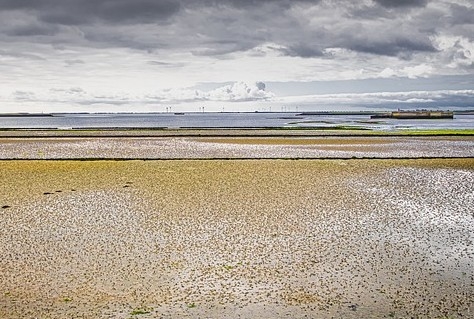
[{"left": 1, "top": 159, "right": 473, "bottom": 318}]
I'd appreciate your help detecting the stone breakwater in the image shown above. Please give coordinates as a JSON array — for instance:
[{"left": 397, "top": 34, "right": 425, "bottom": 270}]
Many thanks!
[
  {"left": 0, "top": 159, "right": 473, "bottom": 318},
  {"left": 0, "top": 136, "right": 473, "bottom": 159}
]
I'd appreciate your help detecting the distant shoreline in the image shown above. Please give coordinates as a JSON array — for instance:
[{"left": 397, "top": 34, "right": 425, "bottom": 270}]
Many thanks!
[
  {"left": 1, "top": 110, "right": 474, "bottom": 117},
  {"left": 1, "top": 128, "right": 474, "bottom": 138},
  {"left": 2, "top": 112, "right": 473, "bottom": 133},
  {"left": 0, "top": 113, "right": 54, "bottom": 117}
]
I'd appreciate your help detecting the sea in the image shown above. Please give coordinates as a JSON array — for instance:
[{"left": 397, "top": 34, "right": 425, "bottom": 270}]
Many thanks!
[{"left": 1, "top": 112, "right": 473, "bottom": 131}]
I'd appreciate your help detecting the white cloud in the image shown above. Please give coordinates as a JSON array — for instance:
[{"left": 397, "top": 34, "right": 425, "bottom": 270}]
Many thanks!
[
  {"left": 207, "top": 82, "right": 274, "bottom": 101},
  {"left": 377, "top": 64, "right": 434, "bottom": 79},
  {"left": 379, "top": 68, "right": 397, "bottom": 78},
  {"left": 147, "top": 82, "right": 275, "bottom": 103},
  {"left": 0, "top": 82, "right": 275, "bottom": 112},
  {"left": 401, "top": 64, "right": 434, "bottom": 79},
  {"left": 1, "top": 85, "right": 472, "bottom": 113}
]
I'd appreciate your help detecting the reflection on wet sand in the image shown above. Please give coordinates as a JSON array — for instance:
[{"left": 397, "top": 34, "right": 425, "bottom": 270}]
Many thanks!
[{"left": 1, "top": 159, "right": 473, "bottom": 318}]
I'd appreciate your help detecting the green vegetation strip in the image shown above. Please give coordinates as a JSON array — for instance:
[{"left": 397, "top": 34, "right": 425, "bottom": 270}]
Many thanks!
[
  {"left": 396, "top": 129, "right": 474, "bottom": 135},
  {"left": 0, "top": 128, "right": 473, "bottom": 137}
]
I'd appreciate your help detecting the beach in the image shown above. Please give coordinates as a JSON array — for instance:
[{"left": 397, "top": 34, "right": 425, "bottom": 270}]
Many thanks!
[
  {"left": 1, "top": 155, "right": 473, "bottom": 318},
  {"left": 0, "top": 135, "right": 473, "bottom": 159}
]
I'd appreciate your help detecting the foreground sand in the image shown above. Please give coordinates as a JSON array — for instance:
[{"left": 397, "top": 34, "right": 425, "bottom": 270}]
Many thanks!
[{"left": 1, "top": 159, "right": 473, "bottom": 318}]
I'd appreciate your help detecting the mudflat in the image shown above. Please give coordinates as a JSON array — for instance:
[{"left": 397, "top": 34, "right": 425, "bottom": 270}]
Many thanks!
[
  {"left": 1, "top": 159, "right": 473, "bottom": 318},
  {"left": 0, "top": 135, "right": 473, "bottom": 159}
]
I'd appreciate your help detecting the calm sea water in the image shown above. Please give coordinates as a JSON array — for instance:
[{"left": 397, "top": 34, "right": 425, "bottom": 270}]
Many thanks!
[{"left": 1, "top": 112, "right": 473, "bottom": 131}]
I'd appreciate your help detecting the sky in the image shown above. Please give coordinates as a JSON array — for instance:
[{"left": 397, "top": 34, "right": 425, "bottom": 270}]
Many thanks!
[{"left": 0, "top": 0, "right": 473, "bottom": 113}]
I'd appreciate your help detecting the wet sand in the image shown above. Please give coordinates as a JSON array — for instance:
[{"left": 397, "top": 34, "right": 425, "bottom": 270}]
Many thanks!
[
  {"left": 0, "top": 136, "right": 473, "bottom": 159},
  {"left": 1, "top": 159, "right": 473, "bottom": 318}
]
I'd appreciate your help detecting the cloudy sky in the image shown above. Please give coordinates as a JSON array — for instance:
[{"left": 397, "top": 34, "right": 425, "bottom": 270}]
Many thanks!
[{"left": 0, "top": 0, "right": 473, "bottom": 113}]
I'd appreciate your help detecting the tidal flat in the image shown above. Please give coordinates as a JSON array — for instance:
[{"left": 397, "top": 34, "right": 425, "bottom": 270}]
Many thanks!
[
  {"left": 0, "top": 135, "right": 473, "bottom": 159},
  {"left": 1, "top": 159, "right": 473, "bottom": 318}
]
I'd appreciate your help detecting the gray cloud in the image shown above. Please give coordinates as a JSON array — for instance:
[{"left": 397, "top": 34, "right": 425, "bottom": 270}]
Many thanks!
[
  {"left": 45, "top": 1, "right": 180, "bottom": 25},
  {"left": 191, "top": 41, "right": 257, "bottom": 57},
  {"left": 199, "top": 0, "right": 320, "bottom": 9},
  {"left": 0, "top": 49, "right": 45, "bottom": 60},
  {"left": 348, "top": 37, "right": 438, "bottom": 57},
  {"left": 49, "top": 87, "right": 86, "bottom": 95},
  {"left": 373, "top": 0, "right": 428, "bottom": 8},
  {"left": 2, "top": 0, "right": 473, "bottom": 115},
  {"left": 0, "top": 0, "right": 181, "bottom": 25},
  {"left": 0, "top": 0, "right": 455, "bottom": 59},
  {"left": 448, "top": 3, "right": 474, "bottom": 25},
  {"left": 147, "top": 60, "right": 185, "bottom": 67},
  {"left": 279, "top": 44, "right": 325, "bottom": 58},
  {"left": 4, "top": 22, "right": 58, "bottom": 37},
  {"left": 12, "top": 90, "right": 36, "bottom": 101},
  {"left": 147, "top": 60, "right": 173, "bottom": 66},
  {"left": 0, "top": 0, "right": 312, "bottom": 27},
  {"left": 0, "top": 0, "right": 472, "bottom": 87},
  {"left": 64, "top": 59, "right": 85, "bottom": 66}
]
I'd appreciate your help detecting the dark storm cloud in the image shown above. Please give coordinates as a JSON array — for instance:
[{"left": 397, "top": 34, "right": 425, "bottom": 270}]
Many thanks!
[
  {"left": 0, "top": 0, "right": 471, "bottom": 61},
  {"left": 4, "top": 22, "right": 58, "bottom": 37},
  {"left": 373, "top": 0, "right": 428, "bottom": 8},
  {"left": 348, "top": 37, "right": 437, "bottom": 57},
  {"left": 199, "top": 0, "right": 320, "bottom": 9},
  {"left": 42, "top": 1, "right": 180, "bottom": 25},
  {"left": 0, "top": 0, "right": 314, "bottom": 25},
  {"left": 0, "top": 0, "right": 181, "bottom": 25},
  {"left": 0, "top": 0, "right": 44, "bottom": 10}
]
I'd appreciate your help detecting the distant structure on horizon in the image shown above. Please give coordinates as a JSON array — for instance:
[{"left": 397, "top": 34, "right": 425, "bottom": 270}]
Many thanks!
[{"left": 371, "top": 110, "right": 454, "bottom": 119}]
